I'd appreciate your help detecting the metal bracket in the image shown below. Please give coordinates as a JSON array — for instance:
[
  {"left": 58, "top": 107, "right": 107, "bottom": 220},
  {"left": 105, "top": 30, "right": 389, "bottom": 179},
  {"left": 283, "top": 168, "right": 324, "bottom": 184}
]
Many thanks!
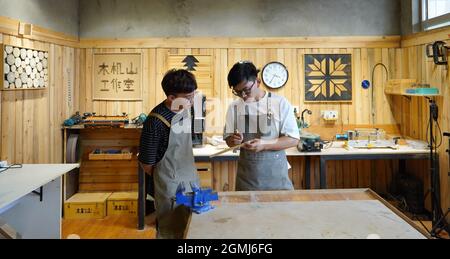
[{"left": 32, "top": 186, "right": 43, "bottom": 202}]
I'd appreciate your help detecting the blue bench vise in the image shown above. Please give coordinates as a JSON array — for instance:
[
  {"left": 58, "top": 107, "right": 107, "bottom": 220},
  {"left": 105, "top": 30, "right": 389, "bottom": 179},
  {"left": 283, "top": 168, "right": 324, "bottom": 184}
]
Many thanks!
[{"left": 175, "top": 182, "right": 219, "bottom": 214}]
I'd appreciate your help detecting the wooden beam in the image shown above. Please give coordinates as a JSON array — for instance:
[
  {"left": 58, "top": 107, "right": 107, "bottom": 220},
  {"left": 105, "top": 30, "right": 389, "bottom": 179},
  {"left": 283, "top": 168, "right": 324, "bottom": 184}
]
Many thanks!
[
  {"left": 401, "top": 25, "right": 450, "bottom": 48},
  {"left": 79, "top": 36, "right": 401, "bottom": 49},
  {"left": 0, "top": 16, "right": 79, "bottom": 48}
]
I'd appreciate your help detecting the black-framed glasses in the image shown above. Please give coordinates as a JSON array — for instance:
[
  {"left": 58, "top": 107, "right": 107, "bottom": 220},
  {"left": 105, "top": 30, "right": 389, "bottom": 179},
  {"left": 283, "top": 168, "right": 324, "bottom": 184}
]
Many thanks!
[{"left": 232, "top": 81, "right": 256, "bottom": 97}]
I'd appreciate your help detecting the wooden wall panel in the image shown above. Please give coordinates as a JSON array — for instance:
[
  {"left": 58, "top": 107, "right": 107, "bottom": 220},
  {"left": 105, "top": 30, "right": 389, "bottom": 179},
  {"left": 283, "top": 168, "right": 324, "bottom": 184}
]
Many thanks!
[
  {"left": 0, "top": 33, "right": 76, "bottom": 164},
  {"left": 0, "top": 16, "right": 445, "bottom": 216},
  {"left": 396, "top": 43, "right": 450, "bottom": 218}
]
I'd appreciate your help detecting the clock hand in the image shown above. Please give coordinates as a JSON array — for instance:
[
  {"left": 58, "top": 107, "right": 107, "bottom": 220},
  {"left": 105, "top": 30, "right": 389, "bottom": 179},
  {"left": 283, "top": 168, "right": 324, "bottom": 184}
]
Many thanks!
[{"left": 270, "top": 74, "right": 276, "bottom": 83}]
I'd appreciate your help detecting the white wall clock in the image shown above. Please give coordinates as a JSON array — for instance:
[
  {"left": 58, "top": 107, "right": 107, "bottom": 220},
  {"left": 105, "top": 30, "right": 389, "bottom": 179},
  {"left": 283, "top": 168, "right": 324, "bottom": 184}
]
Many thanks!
[{"left": 262, "top": 61, "right": 289, "bottom": 89}]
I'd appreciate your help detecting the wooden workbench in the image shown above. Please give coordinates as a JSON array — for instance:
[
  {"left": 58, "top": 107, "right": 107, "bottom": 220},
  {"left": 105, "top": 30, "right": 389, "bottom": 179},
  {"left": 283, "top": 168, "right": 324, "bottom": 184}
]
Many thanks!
[{"left": 185, "top": 189, "right": 429, "bottom": 239}]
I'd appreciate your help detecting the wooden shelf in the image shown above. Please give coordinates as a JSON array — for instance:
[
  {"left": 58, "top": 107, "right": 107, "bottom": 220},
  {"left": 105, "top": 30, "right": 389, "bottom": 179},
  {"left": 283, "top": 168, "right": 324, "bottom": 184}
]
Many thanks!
[{"left": 384, "top": 91, "right": 441, "bottom": 97}]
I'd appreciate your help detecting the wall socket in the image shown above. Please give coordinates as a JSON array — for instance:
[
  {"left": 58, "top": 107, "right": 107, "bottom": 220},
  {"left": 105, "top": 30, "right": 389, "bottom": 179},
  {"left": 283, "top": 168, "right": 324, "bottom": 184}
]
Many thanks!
[{"left": 321, "top": 110, "right": 338, "bottom": 120}]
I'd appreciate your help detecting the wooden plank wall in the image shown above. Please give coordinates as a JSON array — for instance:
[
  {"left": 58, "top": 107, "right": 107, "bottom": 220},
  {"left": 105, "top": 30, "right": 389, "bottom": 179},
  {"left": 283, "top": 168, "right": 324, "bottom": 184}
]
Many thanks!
[
  {"left": 74, "top": 46, "right": 404, "bottom": 196},
  {"left": 0, "top": 13, "right": 446, "bottom": 214},
  {"left": 77, "top": 47, "right": 401, "bottom": 133},
  {"left": 398, "top": 37, "right": 450, "bottom": 218},
  {"left": 0, "top": 33, "right": 78, "bottom": 164}
]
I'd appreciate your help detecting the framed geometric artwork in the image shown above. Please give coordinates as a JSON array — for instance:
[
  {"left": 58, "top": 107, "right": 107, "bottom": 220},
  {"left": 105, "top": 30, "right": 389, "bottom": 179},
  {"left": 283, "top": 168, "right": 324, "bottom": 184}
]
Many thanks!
[
  {"left": 304, "top": 54, "right": 352, "bottom": 102},
  {"left": 93, "top": 52, "right": 143, "bottom": 101}
]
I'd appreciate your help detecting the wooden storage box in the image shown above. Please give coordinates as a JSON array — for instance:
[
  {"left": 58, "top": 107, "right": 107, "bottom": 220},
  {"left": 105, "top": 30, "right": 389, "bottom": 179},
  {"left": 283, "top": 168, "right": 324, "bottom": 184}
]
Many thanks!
[
  {"left": 89, "top": 152, "right": 133, "bottom": 160},
  {"left": 64, "top": 192, "right": 111, "bottom": 219},
  {"left": 107, "top": 192, "right": 138, "bottom": 216}
]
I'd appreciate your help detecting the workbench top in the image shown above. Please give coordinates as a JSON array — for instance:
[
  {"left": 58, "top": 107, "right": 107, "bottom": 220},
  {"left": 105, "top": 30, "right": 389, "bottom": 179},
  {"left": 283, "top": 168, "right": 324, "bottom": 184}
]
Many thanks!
[
  {"left": 185, "top": 189, "right": 428, "bottom": 239},
  {"left": 193, "top": 142, "right": 430, "bottom": 160}
]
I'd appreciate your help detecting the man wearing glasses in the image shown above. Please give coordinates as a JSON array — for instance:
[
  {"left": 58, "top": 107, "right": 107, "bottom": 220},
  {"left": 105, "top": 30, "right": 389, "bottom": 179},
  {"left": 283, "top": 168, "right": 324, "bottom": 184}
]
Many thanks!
[{"left": 224, "top": 61, "right": 300, "bottom": 191}]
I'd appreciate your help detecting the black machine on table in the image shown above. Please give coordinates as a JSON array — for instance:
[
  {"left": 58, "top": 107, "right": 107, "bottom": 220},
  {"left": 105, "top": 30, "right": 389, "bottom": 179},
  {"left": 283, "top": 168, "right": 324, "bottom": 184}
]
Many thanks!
[{"left": 296, "top": 109, "right": 324, "bottom": 152}]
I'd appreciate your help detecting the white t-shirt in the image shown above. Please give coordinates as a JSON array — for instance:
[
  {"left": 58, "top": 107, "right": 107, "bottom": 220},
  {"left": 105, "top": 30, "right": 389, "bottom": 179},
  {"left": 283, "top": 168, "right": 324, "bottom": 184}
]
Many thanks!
[{"left": 223, "top": 92, "right": 300, "bottom": 141}]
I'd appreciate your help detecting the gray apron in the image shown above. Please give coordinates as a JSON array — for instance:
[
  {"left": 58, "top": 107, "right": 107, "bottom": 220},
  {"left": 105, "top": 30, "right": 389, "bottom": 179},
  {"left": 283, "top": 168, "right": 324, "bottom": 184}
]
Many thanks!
[
  {"left": 150, "top": 109, "right": 199, "bottom": 239},
  {"left": 236, "top": 93, "right": 294, "bottom": 191}
]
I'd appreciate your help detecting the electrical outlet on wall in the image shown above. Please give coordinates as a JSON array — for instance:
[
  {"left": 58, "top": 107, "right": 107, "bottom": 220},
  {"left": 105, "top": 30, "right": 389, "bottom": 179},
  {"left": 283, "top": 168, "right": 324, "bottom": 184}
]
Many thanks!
[{"left": 321, "top": 110, "right": 338, "bottom": 121}]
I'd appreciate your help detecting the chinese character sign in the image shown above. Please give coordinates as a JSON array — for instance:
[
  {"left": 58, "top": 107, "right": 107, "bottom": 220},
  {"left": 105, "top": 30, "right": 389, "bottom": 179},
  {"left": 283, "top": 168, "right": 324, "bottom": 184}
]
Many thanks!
[{"left": 93, "top": 53, "right": 142, "bottom": 100}]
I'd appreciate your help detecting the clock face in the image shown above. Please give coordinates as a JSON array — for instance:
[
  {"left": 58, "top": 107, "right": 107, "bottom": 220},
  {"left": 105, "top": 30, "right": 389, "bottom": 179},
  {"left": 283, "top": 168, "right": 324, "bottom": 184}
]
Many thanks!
[{"left": 262, "top": 62, "right": 289, "bottom": 89}]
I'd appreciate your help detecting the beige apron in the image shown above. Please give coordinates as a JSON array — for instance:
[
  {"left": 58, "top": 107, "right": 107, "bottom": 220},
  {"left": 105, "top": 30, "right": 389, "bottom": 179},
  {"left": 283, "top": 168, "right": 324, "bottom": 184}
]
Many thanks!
[
  {"left": 150, "top": 109, "right": 200, "bottom": 239},
  {"left": 236, "top": 93, "right": 294, "bottom": 191}
]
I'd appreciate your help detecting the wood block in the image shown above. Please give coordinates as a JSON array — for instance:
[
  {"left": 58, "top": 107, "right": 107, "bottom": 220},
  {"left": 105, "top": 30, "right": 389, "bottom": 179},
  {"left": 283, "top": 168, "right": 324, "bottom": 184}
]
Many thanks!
[
  {"left": 196, "top": 162, "right": 212, "bottom": 188},
  {"left": 88, "top": 152, "right": 132, "bottom": 160},
  {"left": 64, "top": 192, "right": 111, "bottom": 219},
  {"left": 107, "top": 192, "right": 138, "bottom": 216}
]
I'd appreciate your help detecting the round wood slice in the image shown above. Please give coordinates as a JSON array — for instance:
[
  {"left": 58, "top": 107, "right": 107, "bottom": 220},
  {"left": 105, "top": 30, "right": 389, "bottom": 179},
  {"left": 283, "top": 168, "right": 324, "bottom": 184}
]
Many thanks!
[
  {"left": 44, "top": 75, "right": 49, "bottom": 82},
  {"left": 44, "top": 52, "right": 49, "bottom": 58},
  {"left": 6, "top": 54, "right": 15, "bottom": 65},
  {"left": 30, "top": 72, "right": 36, "bottom": 79},
  {"left": 7, "top": 72, "right": 15, "bottom": 83},
  {"left": 33, "top": 50, "right": 38, "bottom": 58},
  {"left": 13, "top": 48, "right": 20, "bottom": 57},
  {"left": 4, "top": 80, "right": 9, "bottom": 89},
  {"left": 37, "top": 62, "right": 43, "bottom": 72},
  {"left": 27, "top": 78, "right": 33, "bottom": 87},
  {"left": 34, "top": 57, "right": 40, "bottom": 63},
  {"left": 5, "top": 46, "right": 13, "bottom": 54},
  {"left": 15, "top": 78, "right": 22, "bottom": 88},
  {"left": 10, "top": 65, "right": 16, "bottom": 72},
  {"left": 20, "top": 49, "right": 27, "bottom": 59},
  {"left": 14, "top": 57, "right": 22, "bottom": 67},
  {"left": 20, "top": 73, "right": 28, "bottom": 82},
  {"left": 40, "top": 71, "right": 45, "bottom": 77},
  {"left": 22, "top": 84, "right": 28, "bottom": 89},
  {"left": 14, "top": 71, "right": 19, "bottom": 79},
  {"left": 25, "top": 66, "right": 32, "bottom": 75},
  {"left": 17, "top": 67, "right": 24, "bottom": 74},
  {"left": 38, "top": 52, "right": 44, "bottom": 60},
  {"left": 24, "top": 57, "right": 30, "bottom": 65},
  {"left": 4, "top": 63, "right": 10, "bottom": 74},
  {"left": 27, "top": 49, "right": 33, "bottom": 58},
  {"left": 33, "top": 79, "right": 39, "bottom": 88},
  {"left": 39, "top": 78, "right": 45, "bottom": 87},
  {"left": 30, "top": 58, "right": 36, "bottom": 68},
  {"left": 9, "top": 83, "right": 15, "bottom": 89},
  {"left": 42, "top": 58, "right": 48, "bottom": 68},
  {"left": 21, "top": 60, "right": 26, "bottom": 68}
]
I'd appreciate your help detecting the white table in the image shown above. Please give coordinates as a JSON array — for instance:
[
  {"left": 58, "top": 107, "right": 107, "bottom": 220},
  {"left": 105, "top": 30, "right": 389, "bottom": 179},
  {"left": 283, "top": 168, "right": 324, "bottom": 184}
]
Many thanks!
[{"left": 0, "top": 164, "right": 79, "bottom": 239}]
